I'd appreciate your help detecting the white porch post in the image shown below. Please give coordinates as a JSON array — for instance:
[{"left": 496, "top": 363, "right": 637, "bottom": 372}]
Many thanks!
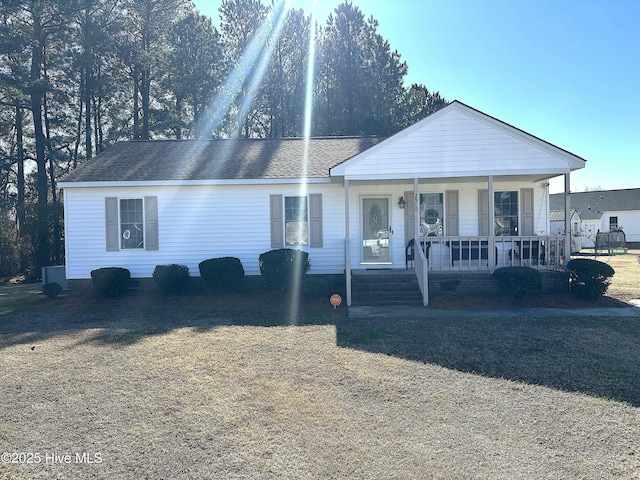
[
  {"left": 414, "top": 178, "right": 428, "bottom": 306},
  {"left": 344, "top": 178, "right": 352, "bottom": 307},
  {"left": 564, "top": 173, "right": 571, "bottom": 263},
  {"left": 413, "top": 178, "right": 420, "bottom": 242},
  {"left": 488, "top": 175, "right": 495, "bottom": 270}
]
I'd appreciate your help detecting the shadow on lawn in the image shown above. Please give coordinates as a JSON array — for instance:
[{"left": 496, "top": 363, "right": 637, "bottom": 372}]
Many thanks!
[
  {"left": 0, "top": 288, "right": 344, "bottom": 350},
  {"left": 1, "top": 286, "right": 639, "bottom": 407},
  {"left": 335, "top": 315, "right": 640, "bottom": 407}
]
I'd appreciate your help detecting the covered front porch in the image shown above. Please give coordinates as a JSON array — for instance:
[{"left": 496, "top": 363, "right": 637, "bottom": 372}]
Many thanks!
[
  {"left": 328, "top": 101, "right": 585, "bottom": 306},
  {"left": 340, "top": 175, "right": 573, "bottom": 307}
]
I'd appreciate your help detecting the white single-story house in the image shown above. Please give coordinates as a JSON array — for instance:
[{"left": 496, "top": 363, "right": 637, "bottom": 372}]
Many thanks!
[
  {"left": 59, "top": 101, "right": 586, "bottom": 305},
  {"left": 550, "top": 188, "right": 640, "bottom": 248},
  {"left": 549, "top": 208, "right": 582, "bottom": 252}
]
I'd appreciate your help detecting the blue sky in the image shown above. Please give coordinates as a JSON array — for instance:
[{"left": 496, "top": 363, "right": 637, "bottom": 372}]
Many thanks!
[{"left": 192, "top": 0, "right": 639, "bottom": 193}]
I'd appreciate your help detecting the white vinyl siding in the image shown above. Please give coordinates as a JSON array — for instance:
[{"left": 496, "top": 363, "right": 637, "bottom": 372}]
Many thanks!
[
  {"left": 64, "top": 181, "right": 548, "bottom": 279},
  {"left": 332, "top": 106, "right": 583, "bottom": 180},
  {"left": 66, "top": 185, "right": 339, "bottom": 279},
  {"left": 600, "top": 211, "right": 640, "bottom": 242}
]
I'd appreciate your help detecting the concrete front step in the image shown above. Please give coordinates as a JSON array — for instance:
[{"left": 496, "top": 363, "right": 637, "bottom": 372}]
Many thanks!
[{"left": 351, "top": 271, "right": 424, "bottom": 306}]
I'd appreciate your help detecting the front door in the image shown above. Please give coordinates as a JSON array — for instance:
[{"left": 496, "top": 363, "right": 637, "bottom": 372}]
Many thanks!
[{"left": 362, "top": 196, "right": 391, "bottom": 263}]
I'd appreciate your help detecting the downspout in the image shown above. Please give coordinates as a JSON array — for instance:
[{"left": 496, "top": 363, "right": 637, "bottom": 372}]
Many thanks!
[
  {"left": 345, "top": 178, "right": 352, "bottom": 306},
  {"left": 564, "top": 173, "right": 571, "bottom": 264}
]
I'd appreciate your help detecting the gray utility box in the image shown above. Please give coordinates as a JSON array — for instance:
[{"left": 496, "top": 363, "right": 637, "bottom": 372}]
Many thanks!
[{"left": 42, "top": 266, "right": 68, "bottom": 289}]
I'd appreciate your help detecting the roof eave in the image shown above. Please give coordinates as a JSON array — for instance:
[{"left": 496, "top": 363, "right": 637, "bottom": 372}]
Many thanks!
[{"left": 59, "top": 177, "right": 333, "bottom": 188}]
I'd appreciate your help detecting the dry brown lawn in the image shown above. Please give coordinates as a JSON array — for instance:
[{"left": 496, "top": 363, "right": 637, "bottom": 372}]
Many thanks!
[
  {"left": 428, "top": 249, "right": 640, "bottom": 310},
  {"left": 579, "top": 248, "right": 640, "bottom": 299},
  {"left": 0, "top": 289, "right": 639, "bottom": 479},
  {"left": 0, "top": 252, "right": 639, "bottom": 479}
]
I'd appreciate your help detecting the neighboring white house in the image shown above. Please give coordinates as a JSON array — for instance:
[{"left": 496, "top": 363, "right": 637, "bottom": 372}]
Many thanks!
[
  {"left": 549, "top": 209, "right": 582, "bottom": 252},
  {"left": 59, "top": 101, "right": 586, "bottom": 305},
  {"left": 550, "top": 188, "right": 640, "bottom": 248}
]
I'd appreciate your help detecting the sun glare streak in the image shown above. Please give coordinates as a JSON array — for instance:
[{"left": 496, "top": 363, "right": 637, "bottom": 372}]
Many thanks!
[
  {"left": 237, "top": 1, "right": 290, "bottom": 130},
  {"left": 288, "top": 0, "right": 317, "bottom": 324},
  {"left": 303, "top": 1, "right": 317, "bottom": 142},
  {"left": 196, "top": 0, "right": 291, "bottom": 140},
  {"left": 178, "top": 0, "right": 311, "bottom": 324}
]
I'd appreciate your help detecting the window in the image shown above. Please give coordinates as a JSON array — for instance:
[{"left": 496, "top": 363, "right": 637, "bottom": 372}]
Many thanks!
[
  {"left": 419, "top": 193, "right": 444, "bottom": 236},
  {"left": 270, "top": 194, "right": 322, "bottom": 249},
  {"left": 494, "top": 191, "right": 518, "bottom": 236},
  {"left": 284, "top": 196, "right": 308, "bottom": 246},
  {"left": 609, "top": 216, "right": 618, "bottom": 231},
  {"left": 105, "top": 196, "right": 157, "bottom": 251},
  {"left": 120, "top": 199, "right": 144, "bottom": 249}
]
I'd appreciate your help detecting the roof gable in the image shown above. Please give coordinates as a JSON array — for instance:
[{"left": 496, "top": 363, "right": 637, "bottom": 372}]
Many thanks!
[
  {"left": 59, "top": 137, "right": 383, "bottom": 184},
  {"left": 330, "top": 101, "right": 586, "bottom": 181}
]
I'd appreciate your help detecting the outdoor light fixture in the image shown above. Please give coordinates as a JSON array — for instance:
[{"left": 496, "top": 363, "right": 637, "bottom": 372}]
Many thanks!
[{"left": 398, "top": 196, "right": 406, "bottom": 209}]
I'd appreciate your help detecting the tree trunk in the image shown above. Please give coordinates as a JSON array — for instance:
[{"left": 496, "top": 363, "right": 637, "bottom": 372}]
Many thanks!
[
  {"left": 175, "top": 95, "right": 183, "bottom": 139},
  {"left": 15, "top": 104, "right": 27, "bottom": 271},
  {"left": 43, "top": 69, "right": 61, "bottom": 265},
  {"left": 94, "top": 94, "right": 103, "bottom": 152},
  {"left": 85, "top": 61, "right": 92, "bottom": 159},
  {"left": 29, "top": 14, "right": 50, "bottom": 270},
  {"left": 133, "top": 65, "right": 140, "bottom": 139},
  {"left": 84, "top": 3, "right": 93, "bottom": 160},
  {"left": 141, "top": 67, "right": 150, "bottom": 140},
  {"left": 73, "top": 73, "right": 84, "bottom": 168}
]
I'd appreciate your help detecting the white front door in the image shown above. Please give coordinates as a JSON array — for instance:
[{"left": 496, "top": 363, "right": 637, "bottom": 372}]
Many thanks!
[{"left": 361, "top": 196, "right": 391, "bottom": 264}]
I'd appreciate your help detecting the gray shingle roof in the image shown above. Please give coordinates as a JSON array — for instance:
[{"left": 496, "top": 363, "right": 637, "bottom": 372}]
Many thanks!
[
  {"left": 60, "top": 137, "right": 384, "bottom": 183},
  {"left": 550, "top": 188, "right": 640, "bottom": 220}
]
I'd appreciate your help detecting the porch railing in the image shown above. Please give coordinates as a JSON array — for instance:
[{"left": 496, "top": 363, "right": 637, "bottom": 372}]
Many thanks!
[{"left": 418, "top": 235, "right": 566, "bottom": 272}]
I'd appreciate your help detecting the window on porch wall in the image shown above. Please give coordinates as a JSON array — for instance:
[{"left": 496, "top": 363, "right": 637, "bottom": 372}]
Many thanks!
[
  {"left": 419, "top": 193, "right": 444, "bottom": 236},
  {"left": 494, "top": 191, "right": 518, "bottom": 236}
]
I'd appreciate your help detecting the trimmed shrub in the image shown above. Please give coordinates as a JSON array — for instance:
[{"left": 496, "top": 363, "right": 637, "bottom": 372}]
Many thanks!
[
  {"left": 153, "top": 264, "right": 190, "bottom": 295},
  {"left": 493, "top": 266, "right": 542, "bottom": 300},
  {"left": 199, "top": 257, "right": 245, "bottom": 293},
  {"left": 42, "top": 282, "right": 62, "bottom": 300},
  {"left": 90, "top": 267, "right": 131, "bottom": 298},
  {"left": 566, "top": 258, "right": 615, "bottom": 300},
  {"left": 259, "top": 248, "right": 311, "bottom": 291}
]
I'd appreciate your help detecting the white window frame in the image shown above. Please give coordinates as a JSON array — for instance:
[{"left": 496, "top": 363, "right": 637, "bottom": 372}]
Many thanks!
[
  {"left": 284, "top": 195, "right": 309, "bottom": 246},
  {"left": 494, "top": 191, "right": 519, "bottom": 236},
  {"left": 419, "top": 193, "right": 444, "bottom": 237},
  {"left": 120, "top": 198, "right": 145, "bottom": 249}
]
